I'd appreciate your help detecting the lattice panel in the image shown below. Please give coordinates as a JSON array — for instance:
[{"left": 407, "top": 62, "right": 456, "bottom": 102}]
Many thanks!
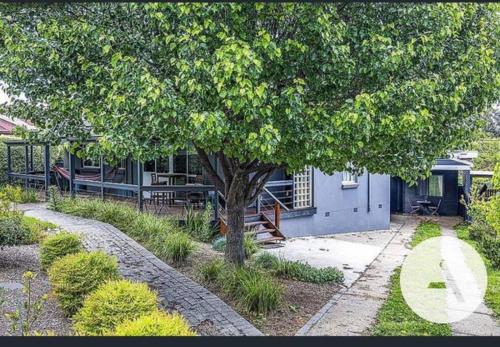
[{"left": 293, "top": 167, "right": 312, "bottom": 209}]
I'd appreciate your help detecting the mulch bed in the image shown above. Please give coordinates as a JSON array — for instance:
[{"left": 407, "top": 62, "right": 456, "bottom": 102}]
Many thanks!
[{"left": 167, "top": 242, "right": 343, "bottom": 336}]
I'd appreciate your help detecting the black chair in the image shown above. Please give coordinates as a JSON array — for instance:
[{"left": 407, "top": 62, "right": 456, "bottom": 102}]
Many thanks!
[
  {"left": 410, "top": 201, "right": 421, "bottom": 215},
  {"left": 429, "top": 199, "right": 442, "bottom": 216}
]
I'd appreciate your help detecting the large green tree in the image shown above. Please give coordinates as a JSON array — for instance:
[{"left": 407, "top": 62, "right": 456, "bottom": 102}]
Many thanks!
[{"left": 0, "top": 3, "right": 498, "bottom": 264}]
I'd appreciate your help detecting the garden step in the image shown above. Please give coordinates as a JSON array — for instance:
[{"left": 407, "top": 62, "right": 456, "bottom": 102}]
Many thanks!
[
  {"left": 247, "top": 228, "right": 276, "bottom": 235},
  {"left": 256, "top": 236, "right": 285, "bottom": 244},
  {"left": 244, "top": 220, "right": 269, "bottom": 227}
]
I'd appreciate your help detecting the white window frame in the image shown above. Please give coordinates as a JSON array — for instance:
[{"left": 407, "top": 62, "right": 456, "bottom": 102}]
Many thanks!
[
  {"left": 82, "top": 158, "right": 100, "bottom": 169},
  {"left": 342, "top": 170, "right": 359, "bottom": 189}
]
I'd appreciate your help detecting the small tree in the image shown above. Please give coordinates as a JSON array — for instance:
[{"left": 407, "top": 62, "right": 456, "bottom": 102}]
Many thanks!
[{"left": 0, "top": 3, "right": 498, "bottom": 264}]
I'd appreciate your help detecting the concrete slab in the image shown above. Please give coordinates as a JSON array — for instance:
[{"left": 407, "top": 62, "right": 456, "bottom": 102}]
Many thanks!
[{"left": 265, "top": 223, "right": 403, "bottom": 286}]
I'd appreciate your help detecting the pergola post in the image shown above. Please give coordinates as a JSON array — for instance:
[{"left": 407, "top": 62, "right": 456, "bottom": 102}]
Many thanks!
[
  {"left": 29, "top": 145, "right": 34, "bottom": 172},
  {"left": 24, "top": 145, "right": 29, "bottom": 189},
  {"left": 68, "top": 151, "right": 76, "bottom": 197},
  {"left": 137, "top": 161, "right": 143, "bottom": 211},
  {"left": 100, "top": 155, "right": 104, "bottom": 200},
  {"left": 44, "top": 144, "right": 51, "bottom": 201},
  {"left": 6, "top": 144, "right": 11, "bottom": 184}
]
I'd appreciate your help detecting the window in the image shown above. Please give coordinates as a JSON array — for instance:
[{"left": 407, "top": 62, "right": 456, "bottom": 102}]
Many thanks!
[
  {"left": 428, "top": 175, "right": 444, "bottom": 197},
  {"left": 342, "top": 171, "right": 358, "bottom": 184},
  {"left": 82, "top": 159, "right": 99, "bottom": 168}
]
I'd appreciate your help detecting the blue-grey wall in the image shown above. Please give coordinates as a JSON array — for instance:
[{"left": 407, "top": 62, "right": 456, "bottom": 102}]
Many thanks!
[{"left": 280, "top": 170, "right": 391, "bottom": 237}]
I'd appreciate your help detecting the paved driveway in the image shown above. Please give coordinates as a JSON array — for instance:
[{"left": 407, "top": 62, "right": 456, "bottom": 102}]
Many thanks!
[{"left": 264, "top": 221, "right": 405, "bottom": 286}]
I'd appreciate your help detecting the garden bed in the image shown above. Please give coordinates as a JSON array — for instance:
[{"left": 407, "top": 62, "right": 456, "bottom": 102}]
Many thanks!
[
  {"left": 0, "top": 244, "right": 72, "bottom": 336},
  {"left": 47, "top": 195, "right": 345, "bottom": 336},
  {"left": 170, "top": 243, "right": 342, "bottom": 335}
]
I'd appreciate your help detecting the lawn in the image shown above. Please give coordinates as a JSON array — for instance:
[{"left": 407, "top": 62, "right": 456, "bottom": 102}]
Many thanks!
[
  {"left": 455, "top": 224, "right": 499, "bottom": 317},
  {"left": 371, "top": 221, "right": 452, "bottom": 336}
]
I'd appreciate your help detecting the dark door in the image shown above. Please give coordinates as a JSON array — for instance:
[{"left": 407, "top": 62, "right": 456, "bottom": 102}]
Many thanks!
[{"left": 390, "top": 177, "right": 403, "bottom": 213}]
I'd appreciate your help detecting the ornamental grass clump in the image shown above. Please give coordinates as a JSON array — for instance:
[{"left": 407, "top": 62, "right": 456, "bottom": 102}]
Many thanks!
[
  {"left": 199, "top": 258, "right": 225, "bottom": 282},
  {"left": 73, "top": 279, "right": 158, "bottom": 336},
  {"left": 39, "top": 231, "right": 82, "bottom": 270},
  {"left": 153, "top": 231, "right": 196, "bottom": 263},
  {"left": 255, "top": 253, "right": 344, "bottom": 284},
  {"left": 48, "top": 251, "right": 119, "bottom": 316},
  {"left": 108, "top": 311, "right": 196, "bottom": 336}
]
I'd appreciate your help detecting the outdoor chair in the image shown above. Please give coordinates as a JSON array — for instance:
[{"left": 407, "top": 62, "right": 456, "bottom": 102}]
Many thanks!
[
  {"left": 428, "top": 199, "right": 442, "bottom": 216},
  {"left": 409, "top": 201, "right": 421, "bottom": 215}
]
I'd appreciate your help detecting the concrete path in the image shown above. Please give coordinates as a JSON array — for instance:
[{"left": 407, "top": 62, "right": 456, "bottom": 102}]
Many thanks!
[
  {"left": 428, "top": 216, "right": 499, "bottom": 336},
  {"left": 20, "top": 203, "right": 262, "bottom": 336},
  {"left": 297, "top": 215, "right": 417, "bottom": 335}
]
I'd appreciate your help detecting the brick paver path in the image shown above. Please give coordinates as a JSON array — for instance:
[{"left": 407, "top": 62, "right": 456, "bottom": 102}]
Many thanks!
[{"left": 21, "top": 203, "right": 262, "bottom": 336}]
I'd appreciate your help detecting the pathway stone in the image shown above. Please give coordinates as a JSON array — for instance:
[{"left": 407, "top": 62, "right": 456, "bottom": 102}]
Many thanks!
[
  {"left": 20, "top": 203, "right": 262, "bottom": 336},
  {"left": 429, "top": 216, "right": 499, "bottom": 336},
  {"left": 297, "top": 215, "right": 417, "bottom": 335}
]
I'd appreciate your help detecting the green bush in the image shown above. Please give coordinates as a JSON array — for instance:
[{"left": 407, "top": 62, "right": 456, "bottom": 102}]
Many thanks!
[
  {"left": 47, "top": 186, "right": 63, "bottom": 212},
  {"left": 211, "top": 234, "right": 259, "bottom": 259},
  {"left": 39, "top": 231, "right": 82, "bottom": 270},
  {"left": 0, "top": 213, "right": 49, "bottom": 247},
  {"left": 255, "top": 253, "right": 344, "bottom": 284},
  {"left": 218, "top": 266, "right": 282, "bottom": 314},
  {"left": 48, "top": 251, "right": 119, "bottom": 316},
  {"left": 199, "top": 258, "right": 225, "bottom": 282},
  {"left": 73, "top": 279, "right": 158, "bottom": 336},
  {"left": 0, "top": 185, "right": 39, "bottom": 204},
  {"left": 151, "top": 231, "right": 196, "bottom": 262},
  {"left": 184, "top": 203, "right": 214, "bottom": 242},
  {"left": 108, "top": 310, "right": 196, "bottom": 336}
]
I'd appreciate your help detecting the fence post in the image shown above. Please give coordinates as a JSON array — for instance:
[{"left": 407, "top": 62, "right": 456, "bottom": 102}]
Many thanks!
[
  {"left": 6, "top": 144, "right": 11, "bottom": 184},
  {"left": 24, "top": 145, "right": 29, "bottom": 189},
  {"left": 137, "top": 161, "right": 143, "bottom": 211},
  {"left": 44, "top": 144, "right": 50, "bottom": 201},
  {"left": 69, "top": 151, "right": 75, "bottom": 197},
  {"left": 100, "top": 155, "right": 104, "bottom": 200}
]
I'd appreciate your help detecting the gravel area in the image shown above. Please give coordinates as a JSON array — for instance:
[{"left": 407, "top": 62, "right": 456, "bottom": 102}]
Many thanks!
[{"left": 0, "top": 245, "right": 72, "bottom": 336}]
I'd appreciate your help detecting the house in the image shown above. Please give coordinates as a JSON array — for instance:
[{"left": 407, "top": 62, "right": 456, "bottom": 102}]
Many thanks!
[
  {"left": 390, "top": 153, "right": 475, "bottom": 217},
  {"left": 0, "top": 115, "right": 35, "bottom": 135},
  {"left": 4, "top": 139, "right": 392, "bottom": 239}
]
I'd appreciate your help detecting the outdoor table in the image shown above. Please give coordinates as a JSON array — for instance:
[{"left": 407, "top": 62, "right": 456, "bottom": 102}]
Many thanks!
[{"left": 416, "top": 200, "right": 432, "bottom": 215}]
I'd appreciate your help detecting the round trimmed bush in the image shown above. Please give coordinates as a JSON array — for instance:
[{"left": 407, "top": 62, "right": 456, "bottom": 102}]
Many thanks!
[
  {"left": 48, "top": 251, "right": 119, "bottom": 316},
  {"left": 73, "top": 279, "right": 158, "bottom": 336},
  {"left": 40, "top": 231, "right": 82, "bottom": 270},
  {"left": 108, "top": 310, "right": 196, "bottom": 336}
]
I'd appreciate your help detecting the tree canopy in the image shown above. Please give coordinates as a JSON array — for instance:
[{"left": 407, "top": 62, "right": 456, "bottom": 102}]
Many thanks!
[{"left": 0, "top": 3, "right": 498, "bottom": 263}]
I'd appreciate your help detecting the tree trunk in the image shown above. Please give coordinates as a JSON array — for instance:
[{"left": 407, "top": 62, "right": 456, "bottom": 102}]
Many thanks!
[{"left": 224, "top": 173, "right": 248, "bottom": 265}]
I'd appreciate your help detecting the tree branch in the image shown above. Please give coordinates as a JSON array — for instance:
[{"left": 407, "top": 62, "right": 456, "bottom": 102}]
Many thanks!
[{"left": 194, "top": 145, "right": 224, "bottom": 192}]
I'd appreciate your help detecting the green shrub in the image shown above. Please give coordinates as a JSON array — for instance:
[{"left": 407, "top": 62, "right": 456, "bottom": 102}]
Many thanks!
[
  {"left": 0, "top": 213, "right": 47, "bottom": 247},
  {"left": 184, "top": 203, "right": 214, "bottom": 242},
  {"left": 47, "top": 186, "right": 63, "bottom": 212},
  {"left": 244, "top": 234, "right": 259, "bottom": 258},
  {"left": 199, "top": 258, "right": 225, "bottom": 282},
  {"left": 48, "top": 251, "right": 119, "bottom": 316},
  {"left": 20, "top": 216, "right": 55, "bottom": 242},
  {"left": 73, "top": 279, "right": 158, "bottom": 336},
  {"left": 152, "top": 231, "right": 196, "bottom": 263},
  {"left": 40, "top": 231, "right": 82, "bottom": 270},
  {"left": 217, "top": 266, "right": 282, "bottom": 314},
  {"left": 211, "top": 235, "right": 259, "bottom": 259},
  {"left": 255, "top": 253, "right": 344, "bottom": 284},
  {"left": 108, "top": 310, "right": 196, "bottom": 336},
  {"left": 212, "top": 236, "right": 226, "bottom": 252},
  {"left": 0, "top": 185, "right": 38, "bottom": 204}
]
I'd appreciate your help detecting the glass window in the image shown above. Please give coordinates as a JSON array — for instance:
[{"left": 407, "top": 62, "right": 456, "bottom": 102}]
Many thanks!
[
  {"left": 188, "top": 153, "right": 202, "bottom": 175},
  {"left": 428, "top": 175, "right": 444, "bottom": 197},
  {"left": 342, "top": 171, "right": 358, "bottom": 184},
  {"left": 174, "top": 151, "right": 187, "bottom": 174},
  {"left": 82, "top": 159, "right": 99, "bottom": 168},
  {"left": 156, "top": 157, "right": 169, "bottom": 173},
  {"left": 144, "top": 160, "right": 155, "bottom": 172}
]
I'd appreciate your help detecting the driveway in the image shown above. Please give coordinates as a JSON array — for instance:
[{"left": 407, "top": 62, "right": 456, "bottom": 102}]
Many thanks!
[{"left": 264, "top": 220, "right": 405, "bottom": 287}]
